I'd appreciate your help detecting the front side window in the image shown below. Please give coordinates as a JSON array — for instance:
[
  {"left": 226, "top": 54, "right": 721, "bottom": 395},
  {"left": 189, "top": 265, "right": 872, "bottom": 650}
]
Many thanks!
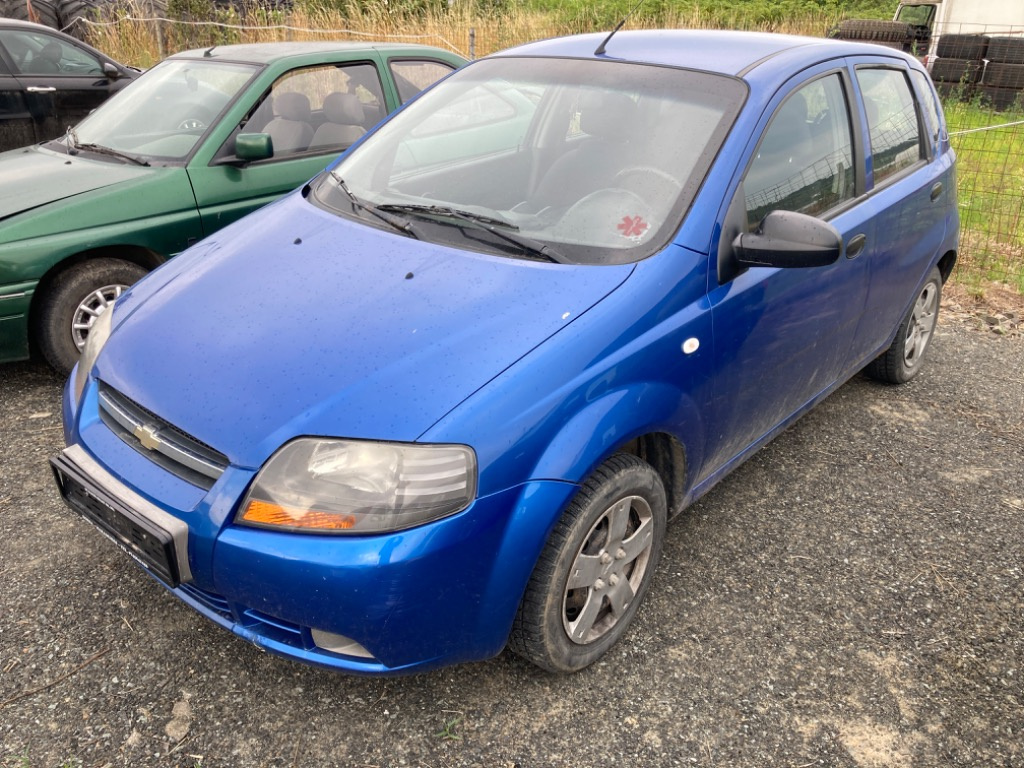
[
  {"left": 911, "top": 69, "right": 940, "bottom": 147},
  {"left": 0, "top": 29, "right": 102, "bottom": 76},
  {"left": 744, "top": 74, "right": 855, "bottom": 230},
  {"left": 240, "top": 63, "right": 385, "bottom": 157},
  {"left": 313, "top": 57, "right": 744, "bottom": 265},
  {"left": 389, "top": 59, "right": 456, "bottom": 103},
  {"left": 857, "top": 67, "right": 923, "bottom": 184}
]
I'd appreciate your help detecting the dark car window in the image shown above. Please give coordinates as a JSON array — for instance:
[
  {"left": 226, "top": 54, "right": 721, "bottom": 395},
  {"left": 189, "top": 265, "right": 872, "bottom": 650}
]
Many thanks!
[
  {"left": 856, "top": 67, "right": 924, "bottom": 185},
  {"left": 744, "top": 73, "right": 855, "bottom": 230},
  {"left": 239, "top": 62, "right": 385, "bottom": 158},
  {"left": 0, "top": 29, "right": 103, "bottom": 76},
  {"left": 388, "top": 59, "right": 456, "bottom": 103}
]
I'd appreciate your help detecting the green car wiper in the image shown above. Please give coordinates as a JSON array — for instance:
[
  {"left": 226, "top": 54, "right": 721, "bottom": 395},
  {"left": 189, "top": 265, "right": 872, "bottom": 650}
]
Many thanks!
[
  {"left": 72, "top": 142, "right": 150, "bottom": 167},
  {"left": 378, "top": 203, "right": 570, "bottom": 264}
]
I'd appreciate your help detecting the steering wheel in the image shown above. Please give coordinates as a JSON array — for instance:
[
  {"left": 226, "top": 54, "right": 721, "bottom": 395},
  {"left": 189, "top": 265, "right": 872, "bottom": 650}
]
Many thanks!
[
  {"left": 177, "top": 117, "right": 207, "bottom": 130},
  {"left": 612, "top": 166, "right": 683, "bottom": 200}
]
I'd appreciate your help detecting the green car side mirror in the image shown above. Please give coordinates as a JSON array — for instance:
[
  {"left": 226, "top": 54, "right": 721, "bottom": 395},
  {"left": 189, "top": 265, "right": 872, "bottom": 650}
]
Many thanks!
[{"left": 235, "top": 133, "right": 274, "bottom": 162}]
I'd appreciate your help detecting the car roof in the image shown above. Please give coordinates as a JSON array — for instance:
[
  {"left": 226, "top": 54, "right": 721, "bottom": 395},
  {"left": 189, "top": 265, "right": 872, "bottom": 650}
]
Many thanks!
[
  {"left": 169, "top": 41, "right": 458, "bottom": 66},
  {"left": 493, "top": 29, "right": 916, "bottom": 78}
]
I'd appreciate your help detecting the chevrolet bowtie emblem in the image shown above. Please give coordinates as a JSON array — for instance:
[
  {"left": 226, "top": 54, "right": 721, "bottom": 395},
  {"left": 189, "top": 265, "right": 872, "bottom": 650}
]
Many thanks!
[{"left": 133, "top": 423, "right": 162, "bottom": 451}]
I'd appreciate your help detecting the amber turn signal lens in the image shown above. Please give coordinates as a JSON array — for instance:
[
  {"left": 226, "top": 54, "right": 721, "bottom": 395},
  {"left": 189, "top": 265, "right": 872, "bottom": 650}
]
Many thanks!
[{"left": 241, "top": 499, "right": 356, "bottom": 531}]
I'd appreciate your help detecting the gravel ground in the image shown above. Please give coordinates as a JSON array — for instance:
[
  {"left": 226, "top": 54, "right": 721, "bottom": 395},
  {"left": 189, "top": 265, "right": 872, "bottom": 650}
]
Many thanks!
[{"left": 1, "top": 312, "right": 1021, "bottom": 768}]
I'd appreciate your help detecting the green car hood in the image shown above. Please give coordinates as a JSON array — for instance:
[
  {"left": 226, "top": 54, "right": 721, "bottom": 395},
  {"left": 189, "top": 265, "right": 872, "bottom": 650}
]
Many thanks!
[
  {"left": 0, "top": 145, "right": 160, "bottom": 229},
  {"left": 0, "top": 145, "right": 196, "bottom": 247}
]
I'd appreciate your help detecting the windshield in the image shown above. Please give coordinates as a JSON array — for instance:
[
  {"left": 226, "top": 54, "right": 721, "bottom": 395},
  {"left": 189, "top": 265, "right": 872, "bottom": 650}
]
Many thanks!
[
  {"left": 312, "top": 56, "right": 744, "bottom": 265},
  {"left": 66, "top": 58, "right": 256, "bottom": 162}
]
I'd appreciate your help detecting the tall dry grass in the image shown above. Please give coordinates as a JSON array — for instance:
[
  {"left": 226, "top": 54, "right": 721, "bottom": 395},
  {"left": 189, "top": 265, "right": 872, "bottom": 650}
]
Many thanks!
[{"left": 84, "top": 1, "right": 841, "bottom": 67}]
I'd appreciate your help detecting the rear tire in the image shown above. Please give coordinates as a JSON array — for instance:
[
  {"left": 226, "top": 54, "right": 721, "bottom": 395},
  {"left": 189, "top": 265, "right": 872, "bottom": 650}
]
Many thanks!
[
  {"left": 35, "top": 258, "right": 147, "bottom": 376},
  {"left": 864, "top": 267, "right": 942, "bottom": 385},
  {"left": 3, "top": 0, "right": 60, "bottom": 28},
  {"left": 509, "top": 454, "right": 666, "bottom": 673}
]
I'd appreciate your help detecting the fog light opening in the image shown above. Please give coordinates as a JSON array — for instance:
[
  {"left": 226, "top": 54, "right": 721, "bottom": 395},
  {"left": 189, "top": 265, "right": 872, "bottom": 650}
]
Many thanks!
[{"left": 310, "top": 628, "right": 375, "bottom": 659}]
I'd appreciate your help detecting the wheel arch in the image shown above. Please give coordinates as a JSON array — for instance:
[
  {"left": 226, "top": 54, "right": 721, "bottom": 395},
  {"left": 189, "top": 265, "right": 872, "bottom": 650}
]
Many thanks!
[
  {"left": 937, "top": 249, "right": 957, "bottom": 283},
  {"left": 28, "top": 244, "right": 164, "bottom": 340},
  {"left": 527, "top": 382, "right": 704, "bottom": 519}
]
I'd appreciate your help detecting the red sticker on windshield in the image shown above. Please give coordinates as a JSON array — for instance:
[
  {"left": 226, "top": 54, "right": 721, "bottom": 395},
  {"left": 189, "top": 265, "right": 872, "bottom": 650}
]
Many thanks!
[{"left": 618, "top": 215, "right": 649, "bottom": 241}]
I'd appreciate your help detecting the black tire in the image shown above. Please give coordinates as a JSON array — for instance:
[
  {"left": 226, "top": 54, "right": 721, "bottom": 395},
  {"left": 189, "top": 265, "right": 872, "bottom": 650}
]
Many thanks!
[
  {"left": 2, "top": 0, "right": 60, "bottom": 28},
  {"left": 834, "top": 19, "right": 913, "bottom": 44},
  {"left": 930, "top": 57, "right": 983, "bottom": 85},
  {"left": 57, "top": 0, "right": 109, "bottom": 39},
  {"left": 987, "top": 37, "right": 1024, "bottom": 65},
  {"left": 983, "top": 62, "right": 1024, "bottom": 90},
  {"left": 976, "top": 85, "right": 1023, "bottom": 112},
  {"left": 935, "top": 33, "right": 989, "bottom": 61},
  {"left": 509, "top": 453, "right": 667, "bottom": 673},
  {"left": 35, "top": 258, "right": 147, "bottom": 375},
  {"left": 865, "top": 267, "right": 942, "bottom": 385}
]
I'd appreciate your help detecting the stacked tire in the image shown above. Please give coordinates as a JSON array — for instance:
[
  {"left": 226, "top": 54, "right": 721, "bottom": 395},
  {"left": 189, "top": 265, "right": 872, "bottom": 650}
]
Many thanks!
[
  {"left": 929, "top": 34, "right": 988, "bottom": 101},
  {"left": 979, "top": 37, "right": 1024, "bottom": 111},
  {"left": 0, "top": 0, "right": 119, "bottom": 39},
  {"left": 830, "top": 19, "right": 916, "bottom": 51}
]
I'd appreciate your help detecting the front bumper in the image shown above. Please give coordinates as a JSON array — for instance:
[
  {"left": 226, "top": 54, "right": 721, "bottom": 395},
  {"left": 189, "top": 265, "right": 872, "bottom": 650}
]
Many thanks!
[{"left": 56, "top": 379, "right": 577, "bottom": 674}]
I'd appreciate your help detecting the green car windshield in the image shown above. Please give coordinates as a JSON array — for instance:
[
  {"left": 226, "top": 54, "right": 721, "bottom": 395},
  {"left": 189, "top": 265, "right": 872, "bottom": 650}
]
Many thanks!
[
  {"left": 313, "top": 57, "right": 744, "bottom": 265},
  {"left": 65, "top": 58, "right": 256, "bottom": 162}
]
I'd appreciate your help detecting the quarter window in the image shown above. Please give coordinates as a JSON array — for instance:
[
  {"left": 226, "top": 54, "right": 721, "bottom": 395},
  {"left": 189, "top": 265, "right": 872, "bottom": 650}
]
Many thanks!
[
  {"left": 911, "top": 69, "right": 940, "bottom": 147},
  {"left": 389, "top": 59, "right": 456, "bottom": 103},
  {"left": 856, "top": 68, "right": 923, "bottom": 184},
  {"left": 744, "top": 74, "right": 855, "bottom": 230}
]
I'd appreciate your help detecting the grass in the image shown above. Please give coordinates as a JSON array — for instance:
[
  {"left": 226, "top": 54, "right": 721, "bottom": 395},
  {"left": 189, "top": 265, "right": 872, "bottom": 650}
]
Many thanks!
[
  {"left": 945, "top": 98, "right": 1024, "bottom": 293},
  {"left": 78, "top": 0, "right": 1024, "bottom": 296}
]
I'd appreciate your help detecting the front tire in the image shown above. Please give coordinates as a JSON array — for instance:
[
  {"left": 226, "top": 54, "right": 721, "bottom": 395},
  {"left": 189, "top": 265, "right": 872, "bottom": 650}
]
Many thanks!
[
  {"left": 865, "top": 266, "right": 942, "bottom": 385},
  {"left": 509, "top": 453, "right": 667, "bottom": 673},
  {"left": 35, "top": 258, "right": 147, "bottom": 376}
]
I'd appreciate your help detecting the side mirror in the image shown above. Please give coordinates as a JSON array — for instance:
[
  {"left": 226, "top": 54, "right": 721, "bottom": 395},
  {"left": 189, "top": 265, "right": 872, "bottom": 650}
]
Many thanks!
[
  {"left": 102, "top": 62, "right": 120, "bottom": 80},
  {"left": 234, "top": 133, "right": 274, "bottom": 162},
  {"left": 732, "top": 210, "right": 842, "bottom": 269}
]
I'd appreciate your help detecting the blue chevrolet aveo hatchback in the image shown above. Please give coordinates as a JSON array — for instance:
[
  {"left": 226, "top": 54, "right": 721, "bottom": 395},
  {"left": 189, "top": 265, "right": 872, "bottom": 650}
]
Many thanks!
[{"left": 53, "top": 30, "right": 958, "bottom": 674}]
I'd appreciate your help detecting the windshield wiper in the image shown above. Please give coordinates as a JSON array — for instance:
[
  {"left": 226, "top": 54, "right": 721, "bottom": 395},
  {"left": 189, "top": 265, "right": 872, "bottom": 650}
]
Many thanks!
[
  {"left": 69, "top": 139, "right": 150, "bottom": 167},
  {"left": 328, "top": 171, "right": 419, "bottom": 239},
  {"left": 378, "top": 203, "right": 570, "bottom": 264}
]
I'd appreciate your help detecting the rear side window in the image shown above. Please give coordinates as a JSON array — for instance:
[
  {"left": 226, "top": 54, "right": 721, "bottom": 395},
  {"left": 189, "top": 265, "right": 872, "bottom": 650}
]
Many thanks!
[
  {"left": 389, "top": 59, "right": 456, "bottom": 103},
  {"left": 856, "top": 68, "right": 923, "bottom": 184},
  {"left": 744, "top": 74, "right": 855, "bottom": 230}
]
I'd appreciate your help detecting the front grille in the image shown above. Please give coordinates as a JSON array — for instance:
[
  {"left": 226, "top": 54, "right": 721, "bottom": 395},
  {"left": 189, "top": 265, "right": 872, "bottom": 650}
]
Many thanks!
[{"left": 98, "top": 383, "right": 229, "bottom": 490}]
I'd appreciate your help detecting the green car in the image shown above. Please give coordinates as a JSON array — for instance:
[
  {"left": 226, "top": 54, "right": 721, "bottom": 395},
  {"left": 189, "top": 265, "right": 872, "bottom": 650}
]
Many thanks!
[{"left": 0, "top": 41, "right": 465, "bottom": 373}]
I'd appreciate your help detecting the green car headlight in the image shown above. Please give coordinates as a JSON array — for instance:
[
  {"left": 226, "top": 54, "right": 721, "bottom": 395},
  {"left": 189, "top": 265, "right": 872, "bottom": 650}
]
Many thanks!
[{"left": 237, "top": 438, "right": 477, "bottom": 534}]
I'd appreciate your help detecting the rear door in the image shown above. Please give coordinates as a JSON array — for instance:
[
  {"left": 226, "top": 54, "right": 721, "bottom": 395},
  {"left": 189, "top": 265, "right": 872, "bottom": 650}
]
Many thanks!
[
  {"left": 0, "top": 43, "right": 37, "bottom": 149},
  {"left": 844, "top": 60, "right": 950, "bottom": 360},
  {"left": 0, "top": 27, "right": 120, "bottom": 139}
]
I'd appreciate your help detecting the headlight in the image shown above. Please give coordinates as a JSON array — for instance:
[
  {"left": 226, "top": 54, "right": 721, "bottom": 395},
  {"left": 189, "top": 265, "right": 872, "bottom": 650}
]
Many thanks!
[
  {"left": 237, "top": 439, "right": 477, "bottom": 534},
  {"left": 72, "top": 305, "right": 114, "bottom": 404}
]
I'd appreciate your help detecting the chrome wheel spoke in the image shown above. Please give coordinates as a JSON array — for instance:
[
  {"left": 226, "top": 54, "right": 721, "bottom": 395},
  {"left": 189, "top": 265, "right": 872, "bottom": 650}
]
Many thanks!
[
  {"left": 566, "top": 590, "right": 604, "bottom": 642},
  {"left": 605, "top": 498, "right": 632, "bottom": 547},
  {"left": 567, "top": 553, "right": 603, "bottom": 590},
  {"left": 619, "top": 515, "right": 654, "bottom": 566},
  {"left": 606, "top": 575, "right": 636, "bottom": 618}
]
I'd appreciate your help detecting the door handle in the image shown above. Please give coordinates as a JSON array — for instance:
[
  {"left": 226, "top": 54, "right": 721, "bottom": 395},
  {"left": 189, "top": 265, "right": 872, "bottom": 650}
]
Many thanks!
[
  {"left": 846, "top": 233, "right": 867, "bottom": 259},
  {"left": 930, "top": 182, "right": 943, "bottom": 201},
  {"left": 27, "top": 86, "right": 57, "bottom": 93}
]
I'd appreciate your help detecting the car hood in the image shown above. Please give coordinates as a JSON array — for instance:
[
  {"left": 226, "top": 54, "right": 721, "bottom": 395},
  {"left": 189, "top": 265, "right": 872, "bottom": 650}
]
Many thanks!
[
  {"left": 0, "top": 144, "right": 153, "bottom": 223},
  {"left": 96, "top": 194, "right": 634, "bottom": 469}
]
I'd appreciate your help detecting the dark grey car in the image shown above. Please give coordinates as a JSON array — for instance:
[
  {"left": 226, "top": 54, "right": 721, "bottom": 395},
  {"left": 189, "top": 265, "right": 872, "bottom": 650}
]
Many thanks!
[{"left": 0, "top": 17, "right": 137, "bottom": 151}]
